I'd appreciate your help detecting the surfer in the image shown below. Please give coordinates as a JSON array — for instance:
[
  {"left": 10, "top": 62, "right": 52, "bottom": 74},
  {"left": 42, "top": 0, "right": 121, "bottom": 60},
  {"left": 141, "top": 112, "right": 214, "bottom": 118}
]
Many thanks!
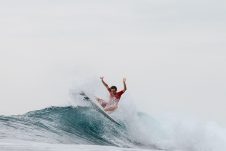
[{"left": 96, "top": 77, "right": 127, "bottom": 112}]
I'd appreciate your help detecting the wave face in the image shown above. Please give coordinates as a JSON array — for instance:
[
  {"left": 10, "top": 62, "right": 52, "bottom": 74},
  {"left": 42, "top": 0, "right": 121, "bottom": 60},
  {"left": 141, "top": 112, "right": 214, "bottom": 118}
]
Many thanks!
[{"left": 0, "top": 106, "right": 152, "bottom": 149}]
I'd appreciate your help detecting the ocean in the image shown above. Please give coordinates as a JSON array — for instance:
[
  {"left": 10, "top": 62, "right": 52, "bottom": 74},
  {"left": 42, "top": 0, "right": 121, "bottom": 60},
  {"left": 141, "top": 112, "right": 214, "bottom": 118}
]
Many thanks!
[
  {"left": 1, "top": 101, "right": 226, "bottom": 151},
  {"left": 0, "top": 105, "right": 161, "bottom": 151}
]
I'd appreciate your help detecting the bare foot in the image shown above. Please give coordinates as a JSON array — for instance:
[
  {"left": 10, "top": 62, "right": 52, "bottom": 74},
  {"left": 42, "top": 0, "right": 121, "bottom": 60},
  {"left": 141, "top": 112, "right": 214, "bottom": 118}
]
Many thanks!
[
  {"left": 95, "top": 97, "right": 100, "bottom": 102},
  {"left": 104, "top": 105, "right": 118, "bottom": 112}
]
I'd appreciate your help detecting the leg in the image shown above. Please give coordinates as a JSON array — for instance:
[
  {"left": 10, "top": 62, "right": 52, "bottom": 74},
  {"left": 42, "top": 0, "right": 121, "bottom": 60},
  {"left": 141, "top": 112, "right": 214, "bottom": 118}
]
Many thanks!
[
  {"left": 104, "top": 105, "right": 118, "bottom": 112},
  {"left": 95, "top": 97, "right": 108, "bottom": 108}
]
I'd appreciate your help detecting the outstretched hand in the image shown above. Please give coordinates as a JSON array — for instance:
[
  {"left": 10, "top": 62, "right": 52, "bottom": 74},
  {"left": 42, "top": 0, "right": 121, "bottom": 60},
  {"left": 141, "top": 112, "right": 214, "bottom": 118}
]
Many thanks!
[
  {"left": 123, "top": 78, "right": 126, "bottom": 82},
  {"left": 100, "top": 77, "right": 104, "bottom": 80}
]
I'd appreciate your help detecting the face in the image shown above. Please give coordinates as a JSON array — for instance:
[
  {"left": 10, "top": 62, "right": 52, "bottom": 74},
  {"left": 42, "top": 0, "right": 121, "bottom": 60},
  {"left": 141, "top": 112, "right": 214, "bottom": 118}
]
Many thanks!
[{"left": 110, "top": 88, "right": 117, "bottom": 95}]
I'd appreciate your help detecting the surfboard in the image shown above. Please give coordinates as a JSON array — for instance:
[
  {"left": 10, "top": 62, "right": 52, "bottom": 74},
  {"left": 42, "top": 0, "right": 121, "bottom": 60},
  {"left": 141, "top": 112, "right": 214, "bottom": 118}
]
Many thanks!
[{"left": 79, "top": 92, "right": 121, "bottom": 126}]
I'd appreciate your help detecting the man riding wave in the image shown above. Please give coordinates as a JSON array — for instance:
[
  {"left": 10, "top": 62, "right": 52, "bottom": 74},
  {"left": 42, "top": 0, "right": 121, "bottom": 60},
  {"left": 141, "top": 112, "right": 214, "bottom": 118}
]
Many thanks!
[{"left": 96, "top": 77, "right": 127, "bottom": 112}]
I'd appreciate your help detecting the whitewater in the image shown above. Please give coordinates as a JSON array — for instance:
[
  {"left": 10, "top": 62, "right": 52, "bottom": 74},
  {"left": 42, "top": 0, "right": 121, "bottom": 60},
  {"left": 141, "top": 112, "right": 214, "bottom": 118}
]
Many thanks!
[{"left": 1, "top": 91, "right": 226, "bottom": 151}]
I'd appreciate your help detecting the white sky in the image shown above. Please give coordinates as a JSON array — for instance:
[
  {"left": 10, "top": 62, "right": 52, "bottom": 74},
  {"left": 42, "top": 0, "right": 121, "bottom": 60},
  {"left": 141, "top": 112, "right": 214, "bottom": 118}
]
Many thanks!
[{"left": 0, "top": 0, "right": 226, "bottom": 125}]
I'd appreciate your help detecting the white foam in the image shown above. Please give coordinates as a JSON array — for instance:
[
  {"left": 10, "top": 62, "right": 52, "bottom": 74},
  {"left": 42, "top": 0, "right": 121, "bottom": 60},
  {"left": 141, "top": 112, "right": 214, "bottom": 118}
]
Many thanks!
[
  {"left": 0, "top": 139, "right": 158, "bottom": 151},
  {"left": 69, "top": 81, "right": 226, "bottom": 151}
]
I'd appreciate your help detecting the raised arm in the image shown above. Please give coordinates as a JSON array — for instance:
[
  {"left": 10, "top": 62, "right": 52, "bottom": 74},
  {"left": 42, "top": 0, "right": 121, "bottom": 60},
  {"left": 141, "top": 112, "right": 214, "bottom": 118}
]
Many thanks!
[
  {"left": 123, "top": 78, "right": 127, "bottom": 92},
  {"left": 100, "top": 77, "right": 110, "bottom": 90}
]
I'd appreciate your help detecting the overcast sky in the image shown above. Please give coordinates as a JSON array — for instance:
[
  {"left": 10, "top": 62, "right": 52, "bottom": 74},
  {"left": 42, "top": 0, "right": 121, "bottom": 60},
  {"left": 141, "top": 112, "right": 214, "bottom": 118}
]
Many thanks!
[{"left": 0, "top": 0, "right": 225, "bottom": 125}]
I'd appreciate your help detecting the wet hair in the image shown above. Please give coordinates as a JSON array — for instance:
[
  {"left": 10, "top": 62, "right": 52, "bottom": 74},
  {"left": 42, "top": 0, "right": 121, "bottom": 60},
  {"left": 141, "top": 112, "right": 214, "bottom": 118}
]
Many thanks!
[{"left": 110, "top": 86, "right": 117, "bottom": 91}]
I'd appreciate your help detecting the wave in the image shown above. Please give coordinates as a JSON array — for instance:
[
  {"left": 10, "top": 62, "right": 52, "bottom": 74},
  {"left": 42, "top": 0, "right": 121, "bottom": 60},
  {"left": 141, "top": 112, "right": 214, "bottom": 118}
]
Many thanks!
[
  {"left": 1, "top": 104, "right": 226, "bottom": 151},
  {"left": 0, "top": 106, "right": 159, "bottom": 149}
]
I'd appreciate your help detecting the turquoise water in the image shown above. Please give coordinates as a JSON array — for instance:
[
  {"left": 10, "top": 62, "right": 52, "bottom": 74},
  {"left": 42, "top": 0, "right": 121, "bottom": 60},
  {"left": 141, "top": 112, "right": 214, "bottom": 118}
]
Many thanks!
[
  {"left": 1, "top": 104, "right": 226, "bottom": 151},
  {"left": 0, "top": 106, "right": 161, "bottom": 150}
]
